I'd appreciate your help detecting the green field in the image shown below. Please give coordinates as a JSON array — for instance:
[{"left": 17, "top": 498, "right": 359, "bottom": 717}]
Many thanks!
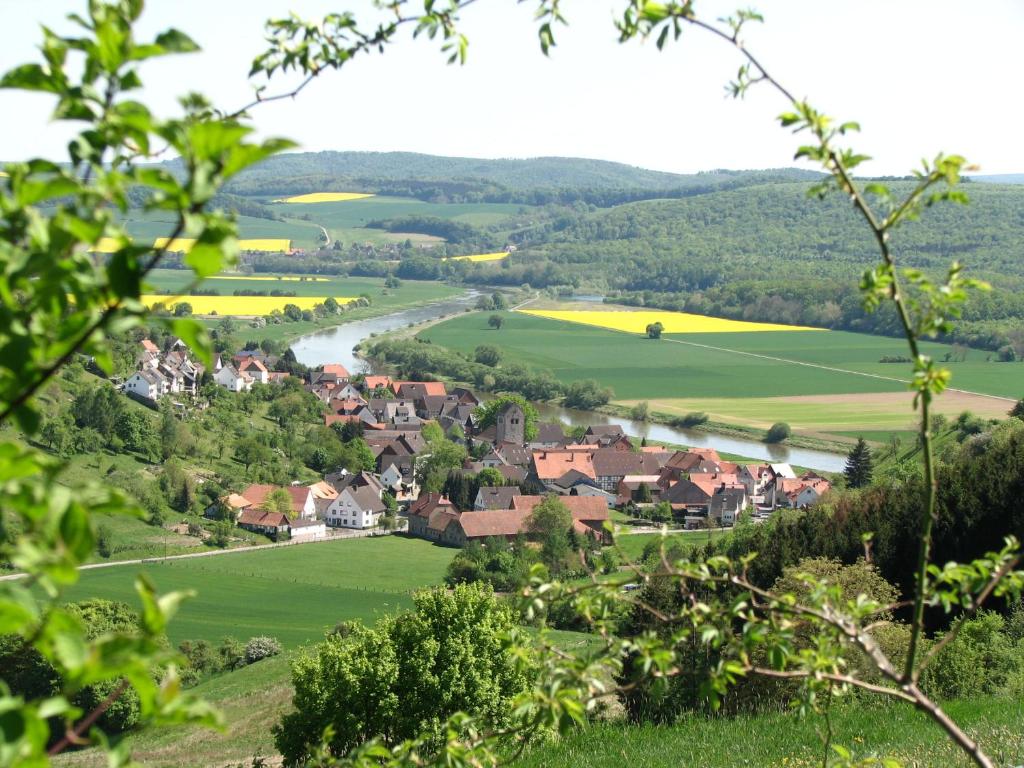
[
  {"left": 120, "top": 210, "right": 323, "bottom": 248},
  {"left": 611, "top": 530, "right": 719, "bottom": 561},
  {"left": 418, "top": 311, "right": 1020, "bottom": 441},
  {"left": 62, "top": 536, "right": 456, "bottom": 648}
]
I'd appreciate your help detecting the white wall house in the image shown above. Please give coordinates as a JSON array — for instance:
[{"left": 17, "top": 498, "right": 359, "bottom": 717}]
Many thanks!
[
  {"left": 289, "top": 518, "right": 327, "bottom": 540},
  {"left": 214, "top": 364, "right": 252, "bottom": 392},
  {"left": 124, "top": 369, "right": 166, "bottom": 401},
  {"left": 324, "top": 486, "right": 386, "bottom": 529}
]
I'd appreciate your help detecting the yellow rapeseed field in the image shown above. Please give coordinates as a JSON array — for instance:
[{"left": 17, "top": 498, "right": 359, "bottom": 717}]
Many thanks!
[
  {"left": 140, "top": 295, "right": 355, "bottom": 315},
  {"left": 517, "top": 309, "right": 823, "bottom": 334},
  {"left": 275, "top": 192, "right": 375, "bottom": 203},
  {"left": 152, "top": 238, "right": 291, "bottom": 253},
  {"left": 444, "top": 252, "right": 510, "bottom": 263},
  {"left": 90, "top": 237, "right": 124, "bottom": 253}
]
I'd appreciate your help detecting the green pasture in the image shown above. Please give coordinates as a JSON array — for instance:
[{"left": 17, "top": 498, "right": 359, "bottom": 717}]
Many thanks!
[
  {"left": 667, "top": 328, "right": 1024, "bottom": 399},
  {"left": 610, "top": 530, "right": 719, "bottom": 561},
  {"left": 119, "top": 210, "right": 322, "bottom": 248},
  {"left": 264, "top": 195, "right": 527, "bottom": 230},
  {"left": 62, "top": 536, "right": 456, "bottom": 648},
  {"left": 418, "top": 312, "right": 909, "bottom": 400}
]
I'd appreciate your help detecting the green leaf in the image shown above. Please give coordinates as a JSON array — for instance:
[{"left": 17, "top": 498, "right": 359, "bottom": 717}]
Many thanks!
[
  {"left": 154, "top": 28, "right": 200, "bottom": 54},
  {"left": 0, "top": 63, "right": 61, "bottom": 93}
]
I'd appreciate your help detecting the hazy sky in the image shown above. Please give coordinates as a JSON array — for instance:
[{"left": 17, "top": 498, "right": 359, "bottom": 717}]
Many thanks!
[{"left": 1, "top": 0, "right": 1021, "bottom": 175}]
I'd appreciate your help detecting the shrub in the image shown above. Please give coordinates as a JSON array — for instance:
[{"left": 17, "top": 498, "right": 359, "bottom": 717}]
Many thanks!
[
  {"left": 245, "top": 635, "right": 283, "bottom": 664},
  {"left": 673, "top": 411, "right": 709, "bottom": 428},
  {"left": 764, "top": 422, "right": 792, "bottom": 443}
]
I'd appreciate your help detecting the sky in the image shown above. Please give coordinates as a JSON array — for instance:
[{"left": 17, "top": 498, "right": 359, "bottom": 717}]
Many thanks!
[{"left": 1, "top": 0, "right": 1021, "bottom": 176}]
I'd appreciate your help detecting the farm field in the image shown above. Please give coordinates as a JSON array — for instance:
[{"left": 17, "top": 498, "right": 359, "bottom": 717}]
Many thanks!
[
  {"left": 445, "top": 251, "right": 510, "bottom": 262},
  {"left": 60, "top": 536, "right": 456, "bottom": 648},
  {"left": 118, "top": 210, "right": 324, "bottom": 249},
  {"left": 140, "top": 294, "right": 351, "bottom": 315},
  {"left": 520, "top": 308, "right": 821, "bottom": 333},
  {"left": 144, "top": 270, "right": 461, "bottom": 331},
  {"left": 275, "top": 192, "right": 375, "bottom": 203},
  {"left": 262, "top": 195, "right": 531, "bottom": 245},
  {"left": 418, "top": 311, "right": 1020, "bottom": 442}
]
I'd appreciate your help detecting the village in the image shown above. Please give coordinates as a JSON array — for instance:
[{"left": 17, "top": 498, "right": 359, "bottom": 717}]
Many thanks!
[{"left": 120, "top": 336, "right": 832, "bottom": 548}]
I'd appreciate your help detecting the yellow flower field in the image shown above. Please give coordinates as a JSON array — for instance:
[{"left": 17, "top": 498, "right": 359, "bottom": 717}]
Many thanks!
[
  {"left": 517, "top": 309, "right": 823, "bottom": 334},
  {"left": 444, "top": 252, "right": 510, "bottom": 263},
  {"left": 275, "top": 192, "right": 375, "bottom": 203},
  {"left": 140, "top": 295, "right": 354, "bottom": 315},
  {"left": 90, "top": 237, "right": 124, "bottom": 253},
  {"left": 153, "top": 238, "right": 291, "bottom": 253}
]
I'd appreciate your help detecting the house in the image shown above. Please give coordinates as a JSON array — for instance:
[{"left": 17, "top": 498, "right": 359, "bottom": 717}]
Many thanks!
[
  {"left": 124, "top": 368, "right": 167, "bottom": 402},
  {"left": 236, "top": 508, "right": 291, "bottom": 539},
  {"left": 214, "top": 364, "right": 253, "bottom": 392},
  {"left": 361, "top": 375, "right": 394, "bottom": 394},
  {"left": 324, "top": 485, "right": 387, "bottom": 528},
  {"left": 238, "top": 357, "right": 270, "bottom": 385},
  {"left": 708, "top": 487, "right": 748, "bottom": 526},
  {"left": 406, "top": 493, "right": 458, "bottom": 540},
  {"left": 139, "top": 338, "right": 161, "bottom": 369},
  {"left": 289, "top": 518, "right": 327, "bottom": 540},
  {"left": 496, "top": 444, "right": 532, "bottom": 468},
  {"left": 473, "top": 486, "right": 522, "bottom": 511},
  {"left": 530, "top": 422, "right": 568, "bottom": 449},
  {"left": 658, "top": 448, "right": 724, "bottom": 487},
  {"left": 204, "top": 492, "right": 251, "bottom": 519},
  {"left": 512, "top": 495, "right": 611, "bottom": 542},
  {"left": 591, "top": 449, "right": 660, "bottom": 492},
  {"left": 531, "top": 450, "right": 597, "bottom": 487},
  {"left": 240, "top": 483, "right": 316, "bottom": 520},
  {"left": 380, "top": 455, "right": 416, "bottom": 500},
  {"left": 450, "top": 387, "right": 480, "bottom": 406},
  {"left": 394, "top": 381, "right": 447, "bottom": 400},
  {"left": 617, "top": 475, "right": 663, "bottom": 504},
  {"left": 663, "top": 473, "right": 742, "bottom": 513}
]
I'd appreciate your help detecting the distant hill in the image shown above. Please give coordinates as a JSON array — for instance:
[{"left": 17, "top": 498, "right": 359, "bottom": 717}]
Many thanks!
[{"left": 154, "top": 150, "right": 823, "bottom": 204}]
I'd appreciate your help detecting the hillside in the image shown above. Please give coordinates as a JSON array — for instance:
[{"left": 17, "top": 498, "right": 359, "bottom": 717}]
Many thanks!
[{"left": 156, "top": 150, "right": 823, "bottom": 203}]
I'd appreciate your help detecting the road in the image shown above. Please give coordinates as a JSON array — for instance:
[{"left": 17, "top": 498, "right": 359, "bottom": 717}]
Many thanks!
[{"left": 0, "top": 528, "right": 393, "bottom": 581}]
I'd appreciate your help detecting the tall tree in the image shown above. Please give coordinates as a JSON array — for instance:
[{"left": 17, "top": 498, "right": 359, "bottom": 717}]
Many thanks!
[{"left": 844, "top": 437, "right": 874, "bottom": 489}]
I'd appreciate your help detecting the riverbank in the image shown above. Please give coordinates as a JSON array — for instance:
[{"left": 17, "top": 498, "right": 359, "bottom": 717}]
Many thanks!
[{"left": 597, "top": 402, "right": 856, "bottom": 455}]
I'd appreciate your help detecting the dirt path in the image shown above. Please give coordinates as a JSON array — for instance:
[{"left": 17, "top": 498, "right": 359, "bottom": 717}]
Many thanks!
[{"left": 0, "top": 528, "right": 393, "bottom": 581}]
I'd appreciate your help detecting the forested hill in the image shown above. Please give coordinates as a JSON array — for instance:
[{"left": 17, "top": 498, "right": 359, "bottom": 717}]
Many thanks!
[{"left": 172, "top": 150, "right": 822, "bottom": 205}]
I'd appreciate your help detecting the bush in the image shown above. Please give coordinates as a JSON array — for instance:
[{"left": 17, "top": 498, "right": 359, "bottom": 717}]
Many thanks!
[
  {"left": 764, "top": 422, "right": 791, "bottom": 443},
  {"left": 673, "top": 411, "right": 709, "bottom": 428},
  {"left": 245, "top": 635, "right": 283, "bottom": 664}
]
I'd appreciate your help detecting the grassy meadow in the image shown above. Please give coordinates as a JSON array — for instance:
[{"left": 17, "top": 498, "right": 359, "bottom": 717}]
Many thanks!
[
  {"left": 417, "top": 310, "right": 1020, "bottom": 443},
  {"left": 61, "top": 536, "right": 456, "bottom": 648},
  {"left": 261, "top": 194, "right": 531, "bottom": 246},
  {"left": 518, "top": 698, "right": 1024, "bottom": 768}
]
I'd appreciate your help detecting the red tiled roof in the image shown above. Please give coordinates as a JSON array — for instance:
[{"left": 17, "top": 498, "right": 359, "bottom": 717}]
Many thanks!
[
  {"left": 512, "top": 494, "right": 609, "bottom": 522},
  {"left": 141, "top": 339, "right": 159, "bottom": 353},
  {"left": 239, "top": 357, "right": 269, "bottom": 373},
  {"left": 237, "top": 508, "right": 290, "bottom": 528},
  {"left": 409, "top": 492, "right": 455, "bottom": 518},
  {"left": 322, "top": 363, "right": 350, "bottom": 377},
  {"left": 363, "top": 375, "right": 393, "bottom": 391},
  {"left": 531, "top": 450, "right": 596, "bottom": 481}
]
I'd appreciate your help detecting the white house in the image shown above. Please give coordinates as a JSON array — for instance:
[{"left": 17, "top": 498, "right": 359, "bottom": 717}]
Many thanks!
[
  {"left": 214, "top": 364, "right": 253, "bottom": 392},
  {"left": 124, "top": 369, "right": 167, "bottom": 401},
  {"left": 289, "top": 518, "right": 327, "bottom": 540},
  {"left": 239, "top": 357, "right": 270, "bottom": 384},
  {"left": 324, "top": 486, "right": 386, "bottom": 529}
]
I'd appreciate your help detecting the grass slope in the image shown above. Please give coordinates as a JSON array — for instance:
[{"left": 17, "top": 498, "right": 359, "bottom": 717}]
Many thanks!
[
  {"left": 120, "top": 211, "right": 323, "bottom": 249},
  {"left": 62, "top": 536, "right": 455, "bottom": 648},
  {"left": 519, "top": 698, "right": 1024, "bottom": 768}
]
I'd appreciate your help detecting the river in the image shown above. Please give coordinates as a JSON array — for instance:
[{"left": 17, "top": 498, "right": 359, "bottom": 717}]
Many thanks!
[{"left": 291, "top": 294, "right": 847, "bottom": 472}]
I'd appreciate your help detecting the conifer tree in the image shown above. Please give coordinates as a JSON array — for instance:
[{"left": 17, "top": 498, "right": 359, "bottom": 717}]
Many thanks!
[{"left": 844, "top": 437, "right": 874, "bottom": 488}]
